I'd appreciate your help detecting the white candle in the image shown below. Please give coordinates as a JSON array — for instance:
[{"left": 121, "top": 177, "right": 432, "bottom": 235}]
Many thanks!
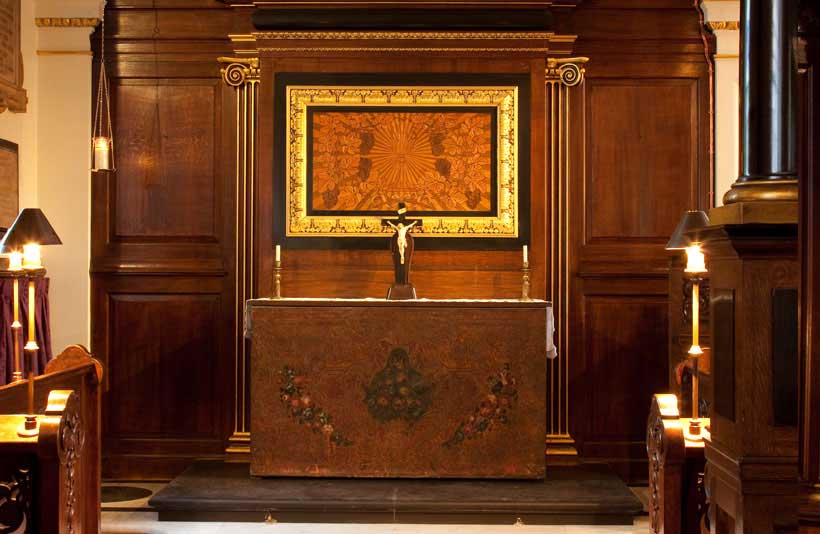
[
  {"left": 94, "top": 137, "right": 111, "bottom": 170},
  {"left": 523, "top": 245, "right": 528, "bottom": 265},
  {"left": 22, "top": 244, "right": 41, "bottom": 269},
  {"left": 8, "top": 251, "right": 22, "bottom": 271},
  {"left": 275, "top": 245, "right": 281, "bottom": 262}
]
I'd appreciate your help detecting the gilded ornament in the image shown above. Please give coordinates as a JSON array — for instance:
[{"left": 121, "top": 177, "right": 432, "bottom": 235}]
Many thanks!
[
  {"left": 34, "top": 17, "right": 100, "bottom": 27},
  {"left": 546, "top": 57, "right": 589, "bottom": 87},
  {"left": 707, "top": 21, "right": 740, "bottom": 31},
  {"left": 253, "top": 31, "right": 553, "bottom": 40},
  {"left": 218, "top": 57, "right": 259, "bottom": 87},
  {"left": 285, "top": 85, "right": 521, "bottom": 239}
]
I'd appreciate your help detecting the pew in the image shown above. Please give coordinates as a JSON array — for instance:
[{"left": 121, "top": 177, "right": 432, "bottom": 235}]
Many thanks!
[
  {"left": 647, "top": 393, "right": 710, "bottom": 534},
  {"left": 0, "top": 345, "right": 102, "bottom": 533}
]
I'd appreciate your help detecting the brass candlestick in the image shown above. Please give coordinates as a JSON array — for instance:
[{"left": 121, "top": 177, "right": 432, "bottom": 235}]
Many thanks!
[
  {"left": 18, "top": 279, "right": 40, "bottom": 437},
  {"left": 273, "top": 260, "right": 282, "bottom": 299},
  {"left": 520, "top": 261, "right": 532, "bottom": 301},
  {"left": 11, "top": 276, "right": 23, "bottom": 382}
]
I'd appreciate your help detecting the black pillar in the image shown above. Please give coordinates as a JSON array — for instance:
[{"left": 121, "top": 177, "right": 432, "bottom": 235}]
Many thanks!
[{"left": 725, "top": 0, "right": 799, "bottom": 203}]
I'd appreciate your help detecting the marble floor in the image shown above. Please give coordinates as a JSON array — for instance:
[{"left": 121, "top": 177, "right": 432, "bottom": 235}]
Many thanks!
[{"left": 101, "top": 512, "right": 650, "bottom": 534}]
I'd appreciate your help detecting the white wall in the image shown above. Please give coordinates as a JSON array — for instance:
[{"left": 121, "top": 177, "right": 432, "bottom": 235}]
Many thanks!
[
  {"left": 0, "top": 0, "right": 102, "bottom": 354},
  {"left": 701, "top": 1, "right": 740, "bottom": 206}
]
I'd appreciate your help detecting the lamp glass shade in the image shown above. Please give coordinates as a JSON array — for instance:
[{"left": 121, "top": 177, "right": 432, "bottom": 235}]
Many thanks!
[
  {"left": 0, "top": 209, "right": 62, "bottom": 253},
  {"left": 665, "top": 210, "right": 710, "bottom": 250}
]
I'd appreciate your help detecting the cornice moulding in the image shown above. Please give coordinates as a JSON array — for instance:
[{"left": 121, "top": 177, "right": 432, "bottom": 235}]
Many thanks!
[{"left": 35, "top": 17, "right": 100, "bottom": 28}]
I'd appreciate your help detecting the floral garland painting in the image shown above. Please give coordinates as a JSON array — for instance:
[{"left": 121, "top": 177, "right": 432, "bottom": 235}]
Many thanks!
[
  {"left": 363, "top": 347, "right": 433, "bottom": 424},
  {"left": 310, "top": 110, "right": 494, "bottom": 214},
  {"left": 278, "top": 366, "right": 353, "bottom": 446},
  {"left": 444, "top": 363, "right": 518, "bottom": 447}
]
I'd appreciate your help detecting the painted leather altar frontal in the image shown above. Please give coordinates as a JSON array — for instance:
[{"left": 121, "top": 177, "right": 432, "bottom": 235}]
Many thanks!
[{"left": 249, "top": 300, "right": 547, "bottom": 478}]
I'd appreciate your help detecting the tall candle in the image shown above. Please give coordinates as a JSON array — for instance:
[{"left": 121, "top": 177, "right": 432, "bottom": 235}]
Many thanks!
[
  {"left": 692, "top": 282, "right": 699, "bottom": 346},
  {"left": 275, "top": 245, "right": 281, "bottom": 262},
  {"left": 26, "top": 281, "right": 37, "bottom": 349},
  {"left": 523, "top": 245, "right": 528, "bottom": 265},
  {"left": 12, "top": 279, "right": 19, "bottom": 326}
]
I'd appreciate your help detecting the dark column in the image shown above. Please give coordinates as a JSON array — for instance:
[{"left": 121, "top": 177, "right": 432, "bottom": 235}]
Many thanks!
[{"left": 724, "top": 0, "right": 799, "bottom": 204}]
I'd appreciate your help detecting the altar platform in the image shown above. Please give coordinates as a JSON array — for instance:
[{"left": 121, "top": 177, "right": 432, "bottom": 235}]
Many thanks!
[{"left": 148, "top": 461, "right": 644, "bottom": 524}]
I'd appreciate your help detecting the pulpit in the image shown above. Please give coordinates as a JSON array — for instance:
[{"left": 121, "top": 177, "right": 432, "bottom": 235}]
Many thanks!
[{"left": 246, "top": 298, "right": 551, "bottom": 479}]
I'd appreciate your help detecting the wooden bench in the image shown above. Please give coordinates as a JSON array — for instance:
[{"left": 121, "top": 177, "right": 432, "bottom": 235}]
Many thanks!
[{"left": 0, "top": 345, "right": 103, "bottom": 533}]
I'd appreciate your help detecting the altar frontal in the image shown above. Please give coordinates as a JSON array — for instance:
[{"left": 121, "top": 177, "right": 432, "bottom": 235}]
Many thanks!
[{"left": 247, "top": 299, "right": 549, "bottom": 478}]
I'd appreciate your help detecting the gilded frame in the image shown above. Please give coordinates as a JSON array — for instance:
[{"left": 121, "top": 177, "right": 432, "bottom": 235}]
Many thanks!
[{"left": 273, "top": 73, "right": 530, "bottom": 249}]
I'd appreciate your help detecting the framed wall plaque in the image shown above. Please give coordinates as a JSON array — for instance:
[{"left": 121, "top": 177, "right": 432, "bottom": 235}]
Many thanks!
[
  {"left": 273, "top": 73, "right": 530, "bottom": 249},
  {"left": 0, "top": 138, "right": 18, "bottom": 234},
  {"left": 0, "top": 0, "right": 27, "bottom": 113}
]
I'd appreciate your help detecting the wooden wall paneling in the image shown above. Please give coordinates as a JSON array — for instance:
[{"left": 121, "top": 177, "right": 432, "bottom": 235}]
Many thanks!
[
  {"left": 91, "top": 3, "right": 238, "bottom": 479},
  {"left": 559, "top": 2, "right": 713, "bottom": 483},
  {"left": 92, "top": 1, "right": 713, "bottom": 481},
  {"left": 255, "top": 56, "right": 549, "bottom": 303},
  {"left": 93, "top": 275, "right": 233, "bottom": 479}
]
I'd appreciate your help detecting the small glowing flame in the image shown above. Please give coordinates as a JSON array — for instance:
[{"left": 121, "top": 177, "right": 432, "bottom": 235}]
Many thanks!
[{"left": 684, "top": 244, "right": 707, "bottom": 274}]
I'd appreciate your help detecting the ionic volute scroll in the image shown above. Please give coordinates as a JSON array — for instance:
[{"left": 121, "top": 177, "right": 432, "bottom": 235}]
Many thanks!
[
  {"left": 218, "top": 57, "right": 260, "bottom": 87},
  {"left": 546, "top": 57, "right": 589, "bottom": 87}
]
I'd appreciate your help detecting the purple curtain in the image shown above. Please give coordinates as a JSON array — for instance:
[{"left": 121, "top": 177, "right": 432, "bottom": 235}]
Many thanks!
[{"left": 0, "top": 277, "right": 53, "bottom": 385}]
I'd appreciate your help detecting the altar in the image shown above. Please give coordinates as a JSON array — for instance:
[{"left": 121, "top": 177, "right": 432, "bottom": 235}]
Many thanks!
[{"left": 246, "top": 298, "right": 551, "bottom": 479}]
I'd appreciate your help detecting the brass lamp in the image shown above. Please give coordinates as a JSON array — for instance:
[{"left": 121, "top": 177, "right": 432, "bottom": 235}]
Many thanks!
[
  {"left": 0, "top": 208, "right": 62, "bottom": 437},
  {"left": 666, "top": 210, "right": 709, "bottom": 440}
]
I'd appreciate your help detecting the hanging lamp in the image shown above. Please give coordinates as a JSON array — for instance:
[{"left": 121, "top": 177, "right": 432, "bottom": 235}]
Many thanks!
[{"left": 91, "top": 11, "right": 114, "bottom": 171}]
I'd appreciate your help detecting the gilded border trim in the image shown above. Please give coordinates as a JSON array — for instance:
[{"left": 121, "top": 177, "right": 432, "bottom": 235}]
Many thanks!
[
  {"left": 707, "top": 21, "right": 740, "bottom": 31},
  {"left": 254, "top": 31, "right": 554, "bottom": 40},
  {"left": 259, "top": 47, "right": 550, "bottom": 53},
  {"left": 285, "top": 85, "right": 520, "bottom": 238},
  {"left": 35, "top": 17, "right": 100, "bottom": 28}
]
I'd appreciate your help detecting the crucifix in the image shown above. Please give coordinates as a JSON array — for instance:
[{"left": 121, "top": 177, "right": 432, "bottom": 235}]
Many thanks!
[{"left": 382, "top": 202, "right": 421, "bottom": 300}]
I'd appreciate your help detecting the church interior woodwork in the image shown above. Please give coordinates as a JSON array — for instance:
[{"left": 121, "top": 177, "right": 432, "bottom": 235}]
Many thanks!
[{"left": 89, "top": 0, "right": 712, "bottom": 483}]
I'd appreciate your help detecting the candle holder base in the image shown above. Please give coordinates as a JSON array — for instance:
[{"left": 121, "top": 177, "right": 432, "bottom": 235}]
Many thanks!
[
  {"left": 273, "top": 260, "right": 282, "bottom": 299},
  {"left": 687, "top": 418, "right": 703, "bottom": 441},
  {"left": 17, "top": 415, "right": 39, "bottom": 438},
  {"left": 520, "top": 263, "right": 532, "bottom": 301}
]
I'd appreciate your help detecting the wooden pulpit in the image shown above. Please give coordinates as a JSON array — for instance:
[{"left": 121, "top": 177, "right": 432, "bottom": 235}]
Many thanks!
[{"left": 246, "top": 298, "right": 551, "bottom": 479}]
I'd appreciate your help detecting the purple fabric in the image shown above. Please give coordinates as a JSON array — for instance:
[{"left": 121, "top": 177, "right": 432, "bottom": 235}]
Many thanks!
[{"left": 0, "top": 277, "right": 53, "bottom": 385}]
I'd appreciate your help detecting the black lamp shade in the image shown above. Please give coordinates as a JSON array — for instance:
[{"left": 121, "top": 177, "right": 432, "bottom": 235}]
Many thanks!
[
  {"left": 665, "top": 210, "right": 710, "bottom": 250},
  {"left": 0, "top": 208, "right": 62, "bottom": 253}
]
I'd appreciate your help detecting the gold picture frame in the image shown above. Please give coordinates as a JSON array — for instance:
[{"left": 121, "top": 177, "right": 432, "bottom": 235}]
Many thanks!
[{"left": 274, "top": 73, "right": 530, "bottom": 249}]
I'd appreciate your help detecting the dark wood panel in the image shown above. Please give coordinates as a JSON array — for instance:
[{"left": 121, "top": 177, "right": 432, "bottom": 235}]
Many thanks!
[
  {"left": 93, "top": 275, "right": 233, "bottom": 479},
  {"left": 580, "top": 295, "right": 668, "bottom": 440},
  {"left": 114, "top": 81, "right": 218, "bottom": 240},
  {"left": 585, "top": 79, "right": 697, "bottom": 242},
  {"left": 107, "top": 294, "right": 220, "bottom": 436}
]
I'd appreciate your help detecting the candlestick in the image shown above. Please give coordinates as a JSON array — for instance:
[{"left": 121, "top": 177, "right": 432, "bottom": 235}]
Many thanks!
[
  {"left": 18, "top": 279, "right": 40, "bottom": 437},
  {"left": 275, "top": 244, "right": 281, "bottom": 262},
  {"left": 520, "top": 261, "right": 532, "bottom": 301},
  {"left": 523, "top": 245, "right": 528, "bottom": 265},
  {"left": 11, "top": 278, "right": 22, "bottom": 382},
  {"left": 24, "top": 281, "right": 38, "bottom": 352},
  {"left": 273, "top": 260, "right": 282, "bottom": 299}
]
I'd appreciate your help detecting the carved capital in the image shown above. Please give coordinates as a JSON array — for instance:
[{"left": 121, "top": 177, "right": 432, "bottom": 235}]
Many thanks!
[
  {"left": 707, "top": 20, "right": 740, "bottom": 31},
  {"left": 218, "top": 57, "right": 260, "bottom": 87},
  {"left": 546, "top": 57, "right": 588, "bottom": 87}
]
